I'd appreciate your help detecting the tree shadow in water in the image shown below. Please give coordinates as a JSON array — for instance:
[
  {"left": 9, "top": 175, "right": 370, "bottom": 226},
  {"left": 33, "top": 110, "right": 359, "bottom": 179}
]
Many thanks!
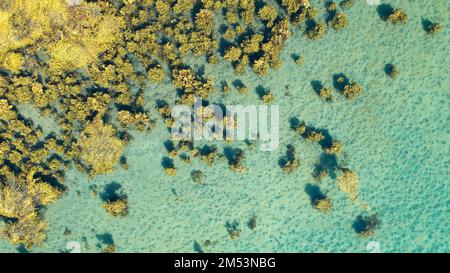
[{"left": 100, "top": 182, "right": 127, "bottom": 202}]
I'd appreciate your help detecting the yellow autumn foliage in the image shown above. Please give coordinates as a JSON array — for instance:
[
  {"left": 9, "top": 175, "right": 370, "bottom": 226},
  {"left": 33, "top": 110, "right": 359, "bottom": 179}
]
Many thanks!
[
  {"left": 0, "top": 0, "right": 368, "bottom": 250},
  {"left": 1, "top": 0, "right": 124, "bottom": 73},
  {"left": 102, "top": 199, "right": 128, "bottom": 217},
  {"left": 0, "top": 183, "right": 36, "bottom": 219},
  {"left": 28, "top": 181, "right": 61, "bottom": 206},
  {"left": 0, "top": 0, "right": 68, "bottom": 55},
  {"left": 48, "top": 5, "right": 124, "bottom": 72}
]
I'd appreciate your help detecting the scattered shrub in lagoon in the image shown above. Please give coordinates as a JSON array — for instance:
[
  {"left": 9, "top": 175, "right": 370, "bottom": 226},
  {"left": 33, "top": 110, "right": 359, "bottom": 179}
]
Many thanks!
[
  {"left": 0, "top": 0, "right": 415, "bottom": 249},
  {"left": 295, "top": 56, "right": 305, "bottom": 66},
  {"left": 323, "top": 140, "right": 343, "bottom": 155},
  {"left": 191, "top": 170, "right": 203, "bottom": 185},
  {"left": 261, "top": 92, "right": 275, "bottom": 104},
  {"left": 338, "top": 168, "right": 359, "bottom": 202},
  {"left": 306, "top": 21, "right": 327, "bottom": 40},
  {"left": 226, "top": 221, "right": 241, "bottom": 240},
  {"left": 306, "top": 130, "right": 325, "bottom": 143},
  {"left": 248, "top": 214, "right": 257, "bottom": 230},
  {"left": 328, "top": 12, "right": 348, "bottom": 31},
  {"left": 385, "top": 64, "right": 400, "bottom": 79},
  {"left": 101, "top": 183, "right": 129, "bottom": 217},
  {"left": 353, "top": 214, "right": 381, "bottom": 237},
  {"left": 343, "top": 82, "right": 363, "bottom": 99}
]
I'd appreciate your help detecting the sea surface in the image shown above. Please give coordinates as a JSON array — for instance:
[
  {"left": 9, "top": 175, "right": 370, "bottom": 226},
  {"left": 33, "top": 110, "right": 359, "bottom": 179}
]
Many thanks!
[{"left": 0, "top": 0, "right": 448, "bottom": 253}]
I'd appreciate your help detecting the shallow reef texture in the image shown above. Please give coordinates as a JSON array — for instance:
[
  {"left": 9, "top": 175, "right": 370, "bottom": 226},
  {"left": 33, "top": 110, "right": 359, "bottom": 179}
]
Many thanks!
[{"left": 0, "top": 0, "right": 449, "bottom": 252}]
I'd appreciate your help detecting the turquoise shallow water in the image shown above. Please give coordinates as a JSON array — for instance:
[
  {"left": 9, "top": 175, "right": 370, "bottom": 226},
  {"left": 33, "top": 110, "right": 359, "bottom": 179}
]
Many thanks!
[{"left": 1, "top": 0, "right": 449, "bottom": 253}]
